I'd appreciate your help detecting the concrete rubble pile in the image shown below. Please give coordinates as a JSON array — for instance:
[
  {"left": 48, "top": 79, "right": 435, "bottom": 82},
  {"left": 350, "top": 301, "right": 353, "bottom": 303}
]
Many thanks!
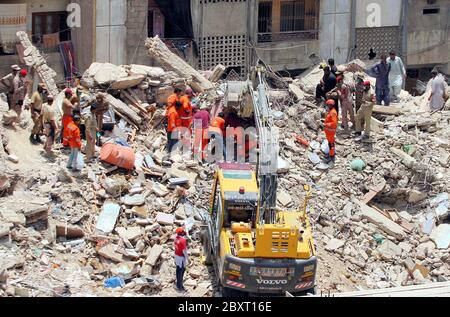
[
  {"left": 0, "top": 37, "right": 449, "bottom": 296},
  {"left": 272, "top": 60, "right": 450, "bottom": 291}
]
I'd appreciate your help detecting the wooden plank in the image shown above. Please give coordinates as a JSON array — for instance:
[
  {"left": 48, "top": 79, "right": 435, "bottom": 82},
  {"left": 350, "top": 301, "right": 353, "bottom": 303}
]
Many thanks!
[{"left": 361, "top": 179, "right": 386, "bottom": 204}]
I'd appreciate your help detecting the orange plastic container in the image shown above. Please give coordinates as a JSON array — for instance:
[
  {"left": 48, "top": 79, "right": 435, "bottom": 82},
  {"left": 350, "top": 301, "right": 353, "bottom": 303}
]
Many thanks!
[{"left": 100, "top": 143, "right": 135, "bottom": 170}]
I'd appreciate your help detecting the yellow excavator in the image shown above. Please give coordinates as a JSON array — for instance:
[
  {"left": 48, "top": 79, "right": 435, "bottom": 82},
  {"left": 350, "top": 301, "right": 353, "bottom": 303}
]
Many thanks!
[{"left": 203, "top": 66, "right": 317, "bottom": 296}]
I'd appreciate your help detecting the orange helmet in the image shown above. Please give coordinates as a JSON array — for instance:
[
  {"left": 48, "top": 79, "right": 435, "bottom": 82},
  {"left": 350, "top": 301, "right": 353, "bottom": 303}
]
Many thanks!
[
  {"left": 176, "top": 227, "right": 185, "bottom": 235},
  {"left": 326, "top": 99, "right": 335, "bottom": 106}
]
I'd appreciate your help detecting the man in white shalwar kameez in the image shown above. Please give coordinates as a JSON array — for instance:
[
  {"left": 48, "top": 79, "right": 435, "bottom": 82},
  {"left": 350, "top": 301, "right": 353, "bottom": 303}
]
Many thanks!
[
  {"left": 387, "top": 51, "right": 406, "bottom": 102},
  {"left": 428, "top": 69, "right": 448, "bottom": 112}
]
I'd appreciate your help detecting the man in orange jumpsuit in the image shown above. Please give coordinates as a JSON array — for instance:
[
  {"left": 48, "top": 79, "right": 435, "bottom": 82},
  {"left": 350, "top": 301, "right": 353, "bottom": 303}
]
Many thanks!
[
  {"left": 211, "top": 112, "right": 226, "bottom": 135},
  {"left": 323, "top": 99, "right": 338, "bottom": 164},
  {"left": 179, "top": 88, "right": 194, "bottom": 129},
  {"left": 167, "top": 88, "right": 183, "bottom": 112},
  {"left": 166, "top": 101, "right": 182, "bottom": 153}
]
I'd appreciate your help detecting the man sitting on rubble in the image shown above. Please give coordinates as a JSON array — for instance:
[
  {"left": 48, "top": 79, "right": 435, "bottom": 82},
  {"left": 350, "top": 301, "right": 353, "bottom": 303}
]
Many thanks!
[
  {"left": 354, "top": 81, "right": 375, "bottom": 142},
  {"left": 316, "top": 66, "right": 337, "bottom": 108},
  {"left": 62, "top": 89, "right": 76, "bottom": 147}
]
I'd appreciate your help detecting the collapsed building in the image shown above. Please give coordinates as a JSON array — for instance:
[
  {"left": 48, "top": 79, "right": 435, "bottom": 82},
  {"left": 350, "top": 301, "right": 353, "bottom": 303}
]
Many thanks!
[{"left": 0, "top": 30, "right": 449, "bottom": 297}]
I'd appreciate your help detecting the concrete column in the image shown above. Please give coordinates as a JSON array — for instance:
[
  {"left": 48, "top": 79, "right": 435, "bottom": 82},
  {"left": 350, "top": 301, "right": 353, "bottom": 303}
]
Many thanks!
[{"left": 319, "top": 0, "right": 352, "bottom": 64}]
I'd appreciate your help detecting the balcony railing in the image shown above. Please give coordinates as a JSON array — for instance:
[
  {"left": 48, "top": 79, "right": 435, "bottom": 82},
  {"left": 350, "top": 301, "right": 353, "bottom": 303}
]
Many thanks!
[{"left": 257, "top": 30, "right": 319, "bottom": 43}]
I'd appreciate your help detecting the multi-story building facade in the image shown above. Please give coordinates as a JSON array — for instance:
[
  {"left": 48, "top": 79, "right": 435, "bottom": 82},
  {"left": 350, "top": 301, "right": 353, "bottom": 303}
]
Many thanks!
[{"left": 1, "top": 0, "right": 449, "bottom": 83}]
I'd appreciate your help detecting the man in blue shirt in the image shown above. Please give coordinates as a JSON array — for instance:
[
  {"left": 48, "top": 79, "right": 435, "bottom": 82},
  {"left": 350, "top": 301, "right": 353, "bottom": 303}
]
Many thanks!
[{"left": 367, "top": 54, "right": 391, "bottom": 106}]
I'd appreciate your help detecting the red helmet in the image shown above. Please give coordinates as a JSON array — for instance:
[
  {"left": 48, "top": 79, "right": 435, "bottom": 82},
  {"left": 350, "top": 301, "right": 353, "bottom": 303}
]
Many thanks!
[
  {"left": 20, "top": 69, "right": 27, "bottom": 77},
  {"left": 336, "top": 76, "right": 344, "bottom": 82},
  {"left": 326, "top": 99, "right": 335, "bottom": 106},
  {"left": 364, "top": 81, "right": 371, "bottom": 86},
  {"left": 65, "top": 88, "right": 73, "bottom": 96}
]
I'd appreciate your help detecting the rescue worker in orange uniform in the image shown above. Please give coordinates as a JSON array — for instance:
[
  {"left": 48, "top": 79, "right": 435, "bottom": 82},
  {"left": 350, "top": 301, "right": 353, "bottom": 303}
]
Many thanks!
[
  {"left": 323, "top": 99, "right": 338, "bottom": 164},
  {"left": 167, "top": 88, "right": 183, "bottom": 112},
  {"left": 179, "top": 88, "right": 194, "bottom": 129},
  {"left": 166, "top": 101, "right": 182, "bottom": 153},
  {"left": 211, "top": 112, "right": 226, "bottom": 135}
]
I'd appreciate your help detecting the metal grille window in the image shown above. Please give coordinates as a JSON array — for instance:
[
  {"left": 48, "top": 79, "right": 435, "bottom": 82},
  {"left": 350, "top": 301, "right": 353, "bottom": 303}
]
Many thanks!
[
  {"left": 258, "top": 1, "right": 273, "bottom": 33},
  {"left": 280, "top": 0, "right": 305, "bottom": 32}
]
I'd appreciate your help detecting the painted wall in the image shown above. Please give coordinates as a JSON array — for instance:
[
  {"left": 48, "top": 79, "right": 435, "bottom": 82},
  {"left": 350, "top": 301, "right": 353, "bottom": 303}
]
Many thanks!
[
  {"left": 355, "top": 0, "right": 401, "bottom": 28},
  {"left": 406, "top": 0, "right": 450, "bottom": 73},
  {"left": 0, "top": 0, "right": 70, "bottom": 32},
  {"left": 319, "top": 0, "right": 352, "bottom": 65},
  {"left": 201, "top": 2, "right": 248, "bottom": 37}
]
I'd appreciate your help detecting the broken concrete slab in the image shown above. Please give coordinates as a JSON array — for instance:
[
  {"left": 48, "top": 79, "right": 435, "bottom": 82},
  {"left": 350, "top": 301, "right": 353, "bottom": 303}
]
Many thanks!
[
  {"left": 168, "top": 178, "right": 189, "bottom": 188},
  {"left": 430, "top": 224, "right": 450, "bottom": 249},
  {"left": 277, "top": 190, "right": 293, "bottom": 207},
  {"left": 191, "top": 282, "right": 211, "bottom": 297},
  {"left": 121, "top": 194, "right": 145, "bottom": 206},
  {"left": 110, "top": 75, "right": 146, "bottom": 90},
  {"left": 0, "top": 209, "right": 26, "bottom": 226},
  {"left": 145, "top": 244, "right": 164, "bottom": 266},
  {"left": 325, "top": 238, "right": 345, "bottom": 252},
  {"left": 353, "top": 199, "right": 406, "bottom": 240},
  {"left": 24, "top": 205, "right": 48, "bottom": 225},
  {"left": 96, "top": 202, "right": 121, "bottom": 234},
  {"left": 156, "top": 212, "right": 174, "bottom": 226},
  {"left": 407, "top": 190, "right": 427, "bottom": 204},
  {"left": 0, "top": 223, "right": 11, "bottom": 238},
  {"left": 145, "top": 36, "right": 214, "bottom": 92},
  {"left": 377, "top": 240, "right": 402, "bottom": 260},
  {"left": 131, "top": 206, "right": 149, "bottom": 219},
  {"left": 98, "top": 244, "right": 124, "bottom": 263},
  {"left": 152, "top": 182, "right": 169, "bottom": 197},
  {"left": 115, "top": 226, "right": 142, "bottom": 241},
  {"left": 209, "top": 64, "right": 226, "bottom": 83}
]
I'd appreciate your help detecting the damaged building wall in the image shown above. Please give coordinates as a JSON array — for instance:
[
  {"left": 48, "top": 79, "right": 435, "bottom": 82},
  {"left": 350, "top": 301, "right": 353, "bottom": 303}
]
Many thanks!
[
  {"left": 319, "top": 0, "right": 352, "bottom": 65},
  {"left": 95, "top": 0, "right": 127, "bottom": 65},
  {"left": 407, "top": 0, "right": 450, "bottom": 74},
  {"left": 0, "top": 0, "right": 69, "bottom": 81},
  {"left": 126, "top": 0, "right": 149, "bottom": 66},
  {"left": 71, "top": 0, "right": 95, "bottom": 73},
  {"left": 193, "top": 0, "right": 249, "bottom": 76}
]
